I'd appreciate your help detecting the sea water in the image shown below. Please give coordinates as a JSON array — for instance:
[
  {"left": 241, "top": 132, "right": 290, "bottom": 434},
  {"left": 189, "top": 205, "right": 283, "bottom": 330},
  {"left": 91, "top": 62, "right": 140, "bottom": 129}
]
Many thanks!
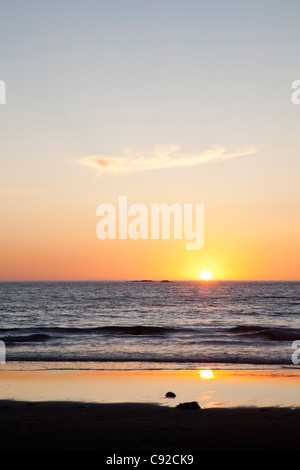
[{"left": 0, "top": 280, "right": 299, "bottom": 370}]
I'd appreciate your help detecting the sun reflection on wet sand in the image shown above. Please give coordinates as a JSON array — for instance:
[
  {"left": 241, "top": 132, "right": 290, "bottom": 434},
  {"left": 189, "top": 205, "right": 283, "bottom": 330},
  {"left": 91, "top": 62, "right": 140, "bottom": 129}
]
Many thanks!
[{"left": 0, "top": 369, "right": 299, "bottom": 409}]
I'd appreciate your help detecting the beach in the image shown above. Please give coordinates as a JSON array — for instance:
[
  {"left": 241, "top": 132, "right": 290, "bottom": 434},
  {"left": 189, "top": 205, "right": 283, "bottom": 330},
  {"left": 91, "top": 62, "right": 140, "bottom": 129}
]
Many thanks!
[
  {"left": 0, "top": 369, "right": 299, "bottom": 454},
  {"left": 1, "top": 281, "right": 299, "bottom": 455},
  {"left": 1, "top": 400, "right": 300, "bottom": 454}
]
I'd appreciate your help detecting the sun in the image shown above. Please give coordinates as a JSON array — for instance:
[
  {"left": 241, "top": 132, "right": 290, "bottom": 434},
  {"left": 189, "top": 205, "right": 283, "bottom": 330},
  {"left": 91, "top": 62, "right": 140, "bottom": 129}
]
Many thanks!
[
  {"left": 200, "top": 269, "right": 213, "bottom": 280},
  {"left": 199, "top": 369, "right": 214, "bottom": 380}
]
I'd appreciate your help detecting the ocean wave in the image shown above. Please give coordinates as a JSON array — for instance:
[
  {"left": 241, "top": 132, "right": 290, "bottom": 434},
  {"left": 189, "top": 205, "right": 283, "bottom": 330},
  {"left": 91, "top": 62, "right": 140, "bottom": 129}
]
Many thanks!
[
  {"left": 229, "top": 325, "right": 300, "bottom": 341},
  {"left": 1, "top": 324, "right": 299, "bottom": 342},
  {"left": 0, "top": 325, "right": 188, "bottom": 338},
  {"left": 3, "top": 354, "right": 292, "bottom": 366},
  {"left": 3, "top": 334, "right": 51, "bottom": 344},
  {"left": 94, "top": 326, "right": 180, "bottom": 335}
]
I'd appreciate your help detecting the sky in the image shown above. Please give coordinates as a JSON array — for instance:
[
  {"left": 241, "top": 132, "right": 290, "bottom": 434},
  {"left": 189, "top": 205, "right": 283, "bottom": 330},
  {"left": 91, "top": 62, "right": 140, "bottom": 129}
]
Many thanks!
[{"left": 0, "top": 0, "right": 299, "bottom": 280}]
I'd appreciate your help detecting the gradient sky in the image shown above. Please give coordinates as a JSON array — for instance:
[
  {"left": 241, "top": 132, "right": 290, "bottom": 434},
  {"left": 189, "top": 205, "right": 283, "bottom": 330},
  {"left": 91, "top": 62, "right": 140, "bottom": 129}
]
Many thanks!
[{"left": 0, "top": 0, "right": 299, "bottom": 280}]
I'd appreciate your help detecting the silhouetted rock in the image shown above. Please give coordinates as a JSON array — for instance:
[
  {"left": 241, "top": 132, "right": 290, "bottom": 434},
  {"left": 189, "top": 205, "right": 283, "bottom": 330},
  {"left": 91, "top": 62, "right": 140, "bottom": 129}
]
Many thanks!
[
  {"left": 165, "top": 392, "right": 176, "bottom": 398},
  {"left": 176, "top": 401, "right": 200, "bottom": 409}
]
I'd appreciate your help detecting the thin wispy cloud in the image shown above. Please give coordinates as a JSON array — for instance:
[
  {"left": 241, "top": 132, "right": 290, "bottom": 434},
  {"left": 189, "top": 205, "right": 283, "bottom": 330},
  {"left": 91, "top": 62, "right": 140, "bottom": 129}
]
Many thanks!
[{"left": 75, "top": 144, "right": 257, "bottom": 176}]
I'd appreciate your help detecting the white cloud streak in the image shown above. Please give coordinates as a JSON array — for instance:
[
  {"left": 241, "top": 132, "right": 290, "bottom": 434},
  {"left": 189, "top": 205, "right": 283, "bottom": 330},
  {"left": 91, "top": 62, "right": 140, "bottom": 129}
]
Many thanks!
[{"left": 75, "top": 144, "right": 257, "bottom": 176}]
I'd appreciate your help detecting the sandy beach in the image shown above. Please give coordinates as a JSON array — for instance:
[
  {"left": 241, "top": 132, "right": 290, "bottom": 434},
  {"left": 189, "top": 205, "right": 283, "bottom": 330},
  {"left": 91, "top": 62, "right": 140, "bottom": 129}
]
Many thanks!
[
  {"left": 0, "top": 400, "right": 299, "bottom": 454},
  {"left": 0, "top": 368, "right": 299, "bottom": 454}
]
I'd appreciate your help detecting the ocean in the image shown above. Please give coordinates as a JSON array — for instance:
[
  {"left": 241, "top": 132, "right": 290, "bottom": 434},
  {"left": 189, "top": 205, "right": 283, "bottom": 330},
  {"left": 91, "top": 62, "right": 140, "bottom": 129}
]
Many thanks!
[{"left": 0, "top": 280, "right": 299, "bottom": 370}]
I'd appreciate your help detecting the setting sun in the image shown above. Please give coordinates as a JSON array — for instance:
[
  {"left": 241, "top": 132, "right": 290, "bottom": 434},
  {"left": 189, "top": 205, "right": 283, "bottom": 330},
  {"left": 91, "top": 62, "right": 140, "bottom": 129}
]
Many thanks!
[
  {"left": 200, "top": 270, "right": 213, "bottom": 280},
  {"left": 199, "top": 370, "right": 215, "bottom": 380}
]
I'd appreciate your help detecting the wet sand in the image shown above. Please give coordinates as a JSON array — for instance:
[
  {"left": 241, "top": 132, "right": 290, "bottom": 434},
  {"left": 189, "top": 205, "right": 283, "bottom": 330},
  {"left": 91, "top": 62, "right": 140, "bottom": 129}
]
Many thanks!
[
  {"left": 0, "top": 400, "right": 299, "bottom": 452},
  {"left": 0, "top": 368, "right": 299, "bottom": 454}
]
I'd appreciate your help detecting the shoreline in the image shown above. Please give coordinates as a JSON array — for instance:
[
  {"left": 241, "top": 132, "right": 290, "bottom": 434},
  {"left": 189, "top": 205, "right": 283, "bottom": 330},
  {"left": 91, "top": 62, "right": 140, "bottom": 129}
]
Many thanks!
[
  {"left": 0, "top": 368, "right": 299, "bottom": 408},
  {"left": 1, "top": 399, "right": 299, "bottom": 452},
  {"left": 1, "top": 368, "right": 299, "bottom": 452}
]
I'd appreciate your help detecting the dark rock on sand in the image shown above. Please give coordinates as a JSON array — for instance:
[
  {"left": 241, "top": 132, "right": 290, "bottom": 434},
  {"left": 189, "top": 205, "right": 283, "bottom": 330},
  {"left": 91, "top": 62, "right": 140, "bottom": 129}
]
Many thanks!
[
  {"left": 176, "top": 401, "right": 200, "bottom": 409},
  {"left": 165, "top": 392, "right": 176, "bottom": 398}
]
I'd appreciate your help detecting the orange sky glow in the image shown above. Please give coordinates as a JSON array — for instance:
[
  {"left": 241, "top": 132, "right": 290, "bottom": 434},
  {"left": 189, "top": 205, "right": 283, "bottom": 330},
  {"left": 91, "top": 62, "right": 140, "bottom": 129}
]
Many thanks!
[{"left": 1, "top": 3, "right": 299, "bottom": 282}]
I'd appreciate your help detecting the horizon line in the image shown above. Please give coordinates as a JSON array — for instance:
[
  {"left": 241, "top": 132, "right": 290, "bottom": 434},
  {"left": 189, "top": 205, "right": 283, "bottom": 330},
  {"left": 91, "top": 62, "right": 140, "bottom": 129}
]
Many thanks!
[{"left": 0, "top": 279, "right": 299, "bottom": 282}]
